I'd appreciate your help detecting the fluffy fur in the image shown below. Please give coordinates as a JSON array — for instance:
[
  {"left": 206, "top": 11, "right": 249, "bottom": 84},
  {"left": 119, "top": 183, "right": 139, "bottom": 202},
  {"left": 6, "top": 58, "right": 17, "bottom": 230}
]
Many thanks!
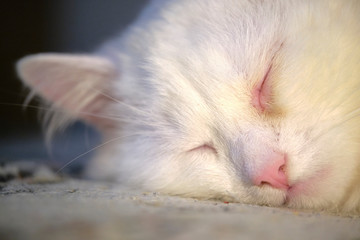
[{"left": 17, "top": 0, "right": 360, "bottom": 214}]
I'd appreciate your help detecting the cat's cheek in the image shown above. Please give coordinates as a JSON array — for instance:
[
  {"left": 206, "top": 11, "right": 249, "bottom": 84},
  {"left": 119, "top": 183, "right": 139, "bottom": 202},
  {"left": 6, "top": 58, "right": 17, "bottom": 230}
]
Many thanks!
[{"left": 153, "top": 152, "right": 235, "bottom": 198}]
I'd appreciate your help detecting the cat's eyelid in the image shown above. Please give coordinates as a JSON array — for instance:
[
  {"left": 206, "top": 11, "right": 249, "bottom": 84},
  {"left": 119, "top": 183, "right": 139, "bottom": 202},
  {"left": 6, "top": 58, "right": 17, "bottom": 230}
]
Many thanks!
[
  {"left": 251, "top": 64, "right": 273, "bottom": 112},
  {"left": 188, "top": 144, "right": 217, "bottom": 154},
  {"left": 251, "top": 42, "right": 284, "bottom": 113}
]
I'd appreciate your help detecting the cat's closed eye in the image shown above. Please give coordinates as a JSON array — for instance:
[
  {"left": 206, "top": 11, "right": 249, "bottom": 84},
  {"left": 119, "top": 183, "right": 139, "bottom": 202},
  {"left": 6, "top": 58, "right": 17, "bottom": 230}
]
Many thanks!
[{"left": 188, "top": 144, "right": 217, "bottom": 154}]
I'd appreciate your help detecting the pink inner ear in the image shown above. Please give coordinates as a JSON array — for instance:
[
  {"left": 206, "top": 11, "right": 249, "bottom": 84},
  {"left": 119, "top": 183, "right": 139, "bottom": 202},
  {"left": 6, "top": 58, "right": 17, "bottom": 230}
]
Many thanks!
[
  {"left": 17, "top": 54, "right": 118, "bottom": 130},
  {"left": 251, "top": 64, "right": 272, "bottom": 112}
]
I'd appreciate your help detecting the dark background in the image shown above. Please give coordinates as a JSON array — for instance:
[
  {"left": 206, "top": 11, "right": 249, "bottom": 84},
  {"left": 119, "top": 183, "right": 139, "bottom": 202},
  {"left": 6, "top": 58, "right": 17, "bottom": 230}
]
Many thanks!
[{"left": 0, "top": 1, "right": 148, "bottom": 170}]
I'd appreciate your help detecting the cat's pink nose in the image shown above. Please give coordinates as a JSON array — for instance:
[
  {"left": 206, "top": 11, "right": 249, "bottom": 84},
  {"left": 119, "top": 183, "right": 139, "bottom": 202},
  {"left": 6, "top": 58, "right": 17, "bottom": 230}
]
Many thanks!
[{"left": 253, "top": 152, "right": 289, "bottom": 190}]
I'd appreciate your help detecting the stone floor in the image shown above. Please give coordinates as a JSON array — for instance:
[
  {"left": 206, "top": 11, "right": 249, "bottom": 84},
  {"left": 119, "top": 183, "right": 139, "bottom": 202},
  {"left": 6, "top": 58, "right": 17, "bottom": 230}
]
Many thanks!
[{"left": 1, "top": 175, "right": 359, "bottom": 240}]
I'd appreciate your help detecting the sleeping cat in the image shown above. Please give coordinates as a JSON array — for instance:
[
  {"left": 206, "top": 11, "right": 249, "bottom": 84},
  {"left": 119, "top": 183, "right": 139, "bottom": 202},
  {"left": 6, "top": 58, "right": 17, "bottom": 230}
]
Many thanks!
[{"left": 16, "top": 0, "right": 360, "bottom": 214}]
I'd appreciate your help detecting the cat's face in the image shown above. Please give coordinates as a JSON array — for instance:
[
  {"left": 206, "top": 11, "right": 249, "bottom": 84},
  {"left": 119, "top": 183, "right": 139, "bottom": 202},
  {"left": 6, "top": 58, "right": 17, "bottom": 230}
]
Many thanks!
[
  {"left": 102, "top": 0, "right": 360, "bottom": 213},
  {"left": 17, "top": 0, "right": 360, "bottom": 213}
]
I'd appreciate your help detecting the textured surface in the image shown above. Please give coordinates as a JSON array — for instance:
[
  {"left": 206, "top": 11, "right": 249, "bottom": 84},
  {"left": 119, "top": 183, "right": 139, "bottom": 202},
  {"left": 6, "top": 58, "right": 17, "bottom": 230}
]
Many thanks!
[{"left": 1, "top": 176, "right": 360, "bottom": 240}]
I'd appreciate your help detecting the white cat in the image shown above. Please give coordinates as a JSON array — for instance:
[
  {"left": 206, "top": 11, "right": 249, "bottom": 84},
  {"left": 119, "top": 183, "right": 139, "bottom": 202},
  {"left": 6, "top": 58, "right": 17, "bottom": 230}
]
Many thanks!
[{"left": 16, "top": 0, "right": 360, "bottom": 214}]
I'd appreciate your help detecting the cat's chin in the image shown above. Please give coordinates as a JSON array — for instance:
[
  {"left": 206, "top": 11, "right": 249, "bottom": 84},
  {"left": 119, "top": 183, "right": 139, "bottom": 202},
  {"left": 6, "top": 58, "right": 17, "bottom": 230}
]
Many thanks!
[
  {"left": 230, "top": 185, "right": 288, "bottom": 207},
  {"left": 239, "top": 188, "right": 316, "bottom": 209}
]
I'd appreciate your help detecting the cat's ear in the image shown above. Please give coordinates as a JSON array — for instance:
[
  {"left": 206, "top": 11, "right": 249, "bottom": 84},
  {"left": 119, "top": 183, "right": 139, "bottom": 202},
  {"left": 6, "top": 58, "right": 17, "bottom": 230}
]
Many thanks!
[{"left": 16, "top": 53, "right": 118, "bottom": 129}]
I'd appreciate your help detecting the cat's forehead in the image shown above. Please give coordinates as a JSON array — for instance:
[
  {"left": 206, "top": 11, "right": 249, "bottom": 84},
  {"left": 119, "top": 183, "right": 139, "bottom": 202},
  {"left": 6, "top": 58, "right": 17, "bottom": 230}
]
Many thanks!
[{"left": 146, "top": 0, "right": 289, "bottom": 84}]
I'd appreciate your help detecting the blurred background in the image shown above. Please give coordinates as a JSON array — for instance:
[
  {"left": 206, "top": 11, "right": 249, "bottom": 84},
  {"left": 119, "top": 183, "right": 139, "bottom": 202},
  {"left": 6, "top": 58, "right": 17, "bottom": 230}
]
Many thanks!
[{"left": 0, "top": 0, "right": 148, "bottom": 172}]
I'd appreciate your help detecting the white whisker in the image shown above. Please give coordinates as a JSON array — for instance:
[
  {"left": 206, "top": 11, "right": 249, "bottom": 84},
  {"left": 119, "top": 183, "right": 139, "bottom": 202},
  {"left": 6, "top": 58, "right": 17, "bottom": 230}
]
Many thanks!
[
  {"left": 94, "top": 88, "right": 154, "bottom": 118},
  {"left": 56, "top": 133, "right": 143, "bottom": 173}
]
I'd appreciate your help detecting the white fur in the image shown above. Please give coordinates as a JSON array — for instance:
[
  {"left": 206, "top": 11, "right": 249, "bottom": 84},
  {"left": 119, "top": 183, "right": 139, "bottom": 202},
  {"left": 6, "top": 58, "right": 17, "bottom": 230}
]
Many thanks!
[{"left": 17, "top": 0, "right": 360, "bottom": 214}]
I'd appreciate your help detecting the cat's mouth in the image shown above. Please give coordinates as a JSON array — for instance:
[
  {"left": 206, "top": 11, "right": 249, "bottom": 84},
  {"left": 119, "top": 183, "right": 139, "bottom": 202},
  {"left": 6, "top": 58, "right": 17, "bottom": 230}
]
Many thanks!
[
  {"left": 283, "top": 167, "right": 331, "bottom": 205},
  {"left": 282, "top": 183, "right": 314, "bottom": 206},
  {"left": 247, "top": 166, "right": 332, "bottom": 207}
]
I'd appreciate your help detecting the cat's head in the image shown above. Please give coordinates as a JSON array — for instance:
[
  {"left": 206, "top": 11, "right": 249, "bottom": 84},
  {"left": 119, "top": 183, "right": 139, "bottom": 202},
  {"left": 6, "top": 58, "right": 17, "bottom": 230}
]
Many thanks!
[{"left": 17, "top": 0, "right": 360, "bottom": 214}]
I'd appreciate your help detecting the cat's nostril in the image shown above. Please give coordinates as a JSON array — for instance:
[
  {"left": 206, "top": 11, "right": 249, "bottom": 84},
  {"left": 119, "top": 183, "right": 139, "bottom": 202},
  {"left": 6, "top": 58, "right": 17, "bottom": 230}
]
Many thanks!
[
  {"left": 260, "top": 181, "right": 271, "bottom": 186},
  {"left": 253, "top": 153, "right": 289, "bottom": 190}
]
